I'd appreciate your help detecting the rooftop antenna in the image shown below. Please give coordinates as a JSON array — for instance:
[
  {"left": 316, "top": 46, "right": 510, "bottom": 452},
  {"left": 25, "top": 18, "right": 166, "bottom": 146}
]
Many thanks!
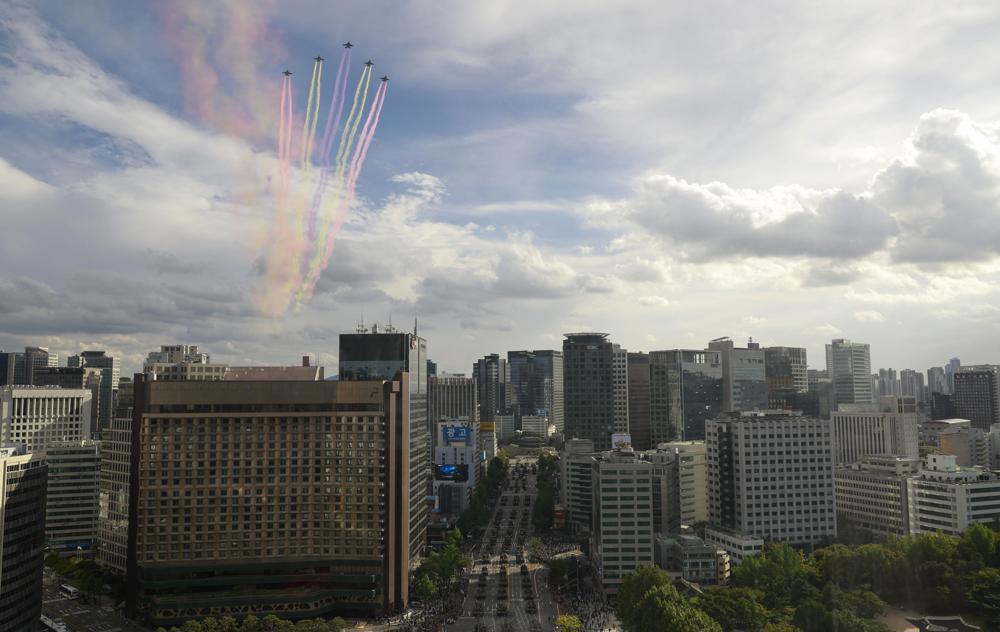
[
  {"left": 356, "top": 311, "right": 367, "bottom": 334},
  {"left": 414, "top": 316, "right": 418, "bottom": 337}
]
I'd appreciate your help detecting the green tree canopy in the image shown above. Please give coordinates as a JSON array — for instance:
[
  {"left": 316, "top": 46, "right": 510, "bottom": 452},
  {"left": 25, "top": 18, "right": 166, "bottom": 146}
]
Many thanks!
[
  {"left": 696, "top": 586, "right": 769, "bottom": 632},
  {"left": 554, "top": 614, "right": 584, "bottom": 632}
]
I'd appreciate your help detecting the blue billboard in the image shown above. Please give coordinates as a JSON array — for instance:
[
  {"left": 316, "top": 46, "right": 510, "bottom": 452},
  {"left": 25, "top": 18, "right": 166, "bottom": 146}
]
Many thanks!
[
  {"left": 434, "top": 464, "right": 469, "bottom": 482},
  {"left": 442, "top": 425, "right": 472, "bottom": 445}
]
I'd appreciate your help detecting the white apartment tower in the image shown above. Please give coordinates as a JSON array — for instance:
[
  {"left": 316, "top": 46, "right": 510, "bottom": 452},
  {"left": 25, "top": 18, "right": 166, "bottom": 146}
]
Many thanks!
[
  {"left": 832, "top": 396, "right": 919, "bottom": 465},
  {"left": 706, "top": 411, "right": 836, "bottom": 547}
]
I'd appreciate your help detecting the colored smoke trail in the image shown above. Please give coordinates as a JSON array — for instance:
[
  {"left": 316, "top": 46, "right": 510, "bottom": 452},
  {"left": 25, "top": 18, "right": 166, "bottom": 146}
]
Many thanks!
[
  {"left": 305, "top": 49, "right": 351, "bottom": 245},
  {"left": 300, "top": 58, "right": 323, "bottom": 170},
  {"left": 160, "top": 4, "right": 388, "bottom": 317},
  {"left": 296, "top": 79, "right": 388, "bottom": 304},
  {"left": 297, "top": 64, "right": 373, "bottom": 296}
]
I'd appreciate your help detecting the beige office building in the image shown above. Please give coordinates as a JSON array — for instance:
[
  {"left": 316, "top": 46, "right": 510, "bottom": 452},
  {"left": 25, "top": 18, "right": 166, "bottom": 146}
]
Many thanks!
[
  {"left": 126, "top": 375, "right": 411, "bottom": 626},
  {"left": 834, "top": 456, "right": 920, "bottom": 538}
]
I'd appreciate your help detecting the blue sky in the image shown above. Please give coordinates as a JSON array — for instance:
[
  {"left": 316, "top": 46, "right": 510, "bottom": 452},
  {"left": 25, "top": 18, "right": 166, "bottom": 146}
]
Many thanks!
[{"left": 1, "top": 1, "right": 999, "bottom": 375}]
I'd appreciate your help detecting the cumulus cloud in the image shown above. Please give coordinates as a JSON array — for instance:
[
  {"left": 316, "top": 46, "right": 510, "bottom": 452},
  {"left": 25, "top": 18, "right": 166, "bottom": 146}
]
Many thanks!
[{"left": 873, "top": 109, "right": 1000, "bottom": 263}]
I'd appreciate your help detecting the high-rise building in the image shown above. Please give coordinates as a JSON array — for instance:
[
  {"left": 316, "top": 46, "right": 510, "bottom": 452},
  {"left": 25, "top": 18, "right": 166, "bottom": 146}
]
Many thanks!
[
  {"left": 0, "top": 446, "right": 47, "bottom": 631},
  {"left": 44, "top": 439, "right": 100, "bottom": 556},
  {"left": 953, "top": 365, "right": 1000, "bottom": 431},
  {"left": 877, "top": 368, "right": 900, "bottom": 397},
  {"left": 24, "top": 346, "right": 57, "bottom": 384},
  {"left": 831, "top": 396, "right": 919, "bottom": 465},
  {"left": 826, "top": 339, "right": 873, "bottom": 407},
  {"left": 927, "top": 366, "right": 948, "bottom": 397},
  {"left": 930, "top": 392, "right": 956, "bottom": 420},
  {"left": 507, "top": 350, "right": 564, "bottom": 433},
  {"left": 1, "top": 386, "right": 93, "bottom": 452},
  {"left": 563, "top": 333, "right": 616, "bottom": 451},
  {"left": 907, "top": 454, "right": 1000, "bottom": 536},
  {"left": 612, "top": 345, "right": 630, "bottom": 434},
  {"left": 644, "top": 441, "right": 707, "bottom": 533},
  {"left": 560, "top": 438, "right": 596, "bottom": 533},
  {"left": 97, "top": 413, "right": 131, "bottom": 574},
  {"left": 626, "top": 352, "right": 652, "bottom": 451},
  {"left": 945, "top": 358, "right": 962, "bottom": 393},
  {"left": 339, "top": 325, "right": 428, "bottom": 563},
  {"left": 649, "top": 350, "right": 722, "bottom": 443},
  {"left": 68, "top": 350, "right": 120, "bottom": 433},
  {"left": 472, "top": 353, "right": 509, "bottom": 424},
  {"left": 433, "top": 419, "right": 478, "bottom": 514},
  {"left": 764, "top": 346, "right": 808, "bottom": 408},
  {"left": 834, "top": 456, "right": 920, "bottom": 539},
  {"left": 426, "top": 359, "right": 437, "bottom": 378},
  {"left": 126, "top": 375, "right": 411, "bottom": 624},
  {"left": 938, "top": 426, "right": 995, "bottom": 468},
  {"left": 143, "top": 344, "right": 229, "bottom": 381},
  {"left": 428, "top": 375, "right": 478, "bottom": 429},
  {"left": 0, "top": 350, "right": 23, "bottom": 386},
  {"left": 706, "top": 411, "right": 836, "bottom": 547},
  {"left": 708, "top": 338, "right": 767, "bottom": 412},
  {"left": 899, "top": 369, "right": 926, "bottom": 403},
  {"left": 591, "top": 447, "right": 655, "bottom": 594},
  {"left": 806, "top": 369, "right": 834, "bottom": 419}
]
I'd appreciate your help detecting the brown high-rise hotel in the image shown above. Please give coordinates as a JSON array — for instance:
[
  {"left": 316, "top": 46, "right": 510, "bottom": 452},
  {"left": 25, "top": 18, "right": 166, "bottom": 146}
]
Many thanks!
[{"left": 125, "top": 374, "right": 410, "bottom": 626}]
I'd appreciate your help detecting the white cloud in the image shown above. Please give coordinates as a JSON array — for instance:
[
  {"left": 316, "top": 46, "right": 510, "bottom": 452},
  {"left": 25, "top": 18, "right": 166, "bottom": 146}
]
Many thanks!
[
  {"left": 638, "top": 295, "right": 670, "bottom": 307},
  {"left": 816, "top": 324, "right": 843, "bottom": 336},
  {"left": 854, "top": 310, "right": 886, "bottom": 323}
]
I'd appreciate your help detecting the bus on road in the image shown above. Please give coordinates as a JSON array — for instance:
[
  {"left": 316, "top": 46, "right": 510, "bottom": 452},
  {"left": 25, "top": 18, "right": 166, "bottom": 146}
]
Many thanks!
[{"left": 58, "top": 584, "right": 81, "bottom": 600}]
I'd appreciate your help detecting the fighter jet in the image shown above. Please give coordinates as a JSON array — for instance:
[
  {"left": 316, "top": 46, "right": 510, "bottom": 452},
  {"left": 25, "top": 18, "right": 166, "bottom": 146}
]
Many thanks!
[
  {"left": 343, "top": 41, "right": 354, "bottom": 49},
  {"left": 380, "top": 75, "right": 389, "bottom": 82},
  {"left": 364, "top": 59, "right": 374, "bottom": 67},
  {"left": 283, "top": 69, "right": 293, "bottom": 76},
  {"left": 314, "top": 55, "right": 324, "bottom": 63}
]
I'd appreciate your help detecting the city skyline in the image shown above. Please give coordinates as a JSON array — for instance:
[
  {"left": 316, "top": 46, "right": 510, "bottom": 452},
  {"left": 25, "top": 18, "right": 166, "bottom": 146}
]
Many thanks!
[{"left": 2, "top": 1, "right": 1000, "bottom": 381}]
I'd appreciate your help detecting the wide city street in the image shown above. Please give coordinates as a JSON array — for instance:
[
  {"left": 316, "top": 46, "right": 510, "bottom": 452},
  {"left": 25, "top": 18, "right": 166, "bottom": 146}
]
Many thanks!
[{"left": 444, "top": 458, "right": 559, "bottom": 632}]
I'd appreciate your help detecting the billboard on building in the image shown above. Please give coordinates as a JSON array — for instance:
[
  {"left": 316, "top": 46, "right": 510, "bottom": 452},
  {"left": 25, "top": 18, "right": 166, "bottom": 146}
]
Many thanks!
[
  {"left": 434, "top": 463, "right": 469, "bottom": 482},
  {"left": 442, "top": 425, "right": 472, "bottom": 445}
]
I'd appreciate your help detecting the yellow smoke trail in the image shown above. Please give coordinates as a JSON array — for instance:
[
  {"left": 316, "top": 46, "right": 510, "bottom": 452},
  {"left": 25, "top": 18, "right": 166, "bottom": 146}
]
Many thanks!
[
  {"left": 296, "top": 65, "right": 372, "bottom": 302},
  {"left": 300, "top": 59, "right": 320, "bottom": 170}
]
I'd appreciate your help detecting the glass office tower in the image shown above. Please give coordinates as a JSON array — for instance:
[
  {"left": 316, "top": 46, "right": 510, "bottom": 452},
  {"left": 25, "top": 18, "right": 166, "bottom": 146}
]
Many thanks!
[{"left": 339, "top": 327, "right": 428, "bottom": 564}]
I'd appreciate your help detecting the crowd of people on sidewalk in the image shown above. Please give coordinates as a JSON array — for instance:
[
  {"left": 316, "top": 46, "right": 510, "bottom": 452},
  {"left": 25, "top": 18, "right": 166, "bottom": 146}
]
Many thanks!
[{"left": 535, "top": 533, "right": 581, "bottom": 560}]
